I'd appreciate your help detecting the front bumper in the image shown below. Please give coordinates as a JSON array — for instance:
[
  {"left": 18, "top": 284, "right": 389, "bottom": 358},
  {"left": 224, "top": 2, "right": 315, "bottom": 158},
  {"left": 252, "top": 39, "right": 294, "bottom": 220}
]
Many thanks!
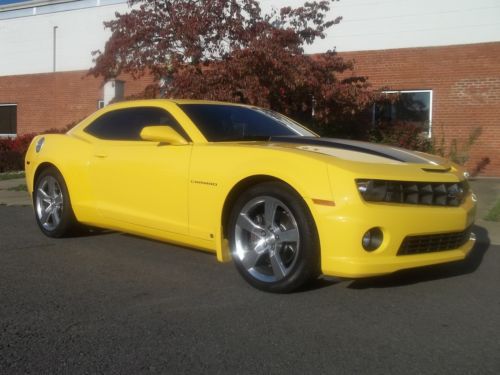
[{"left": 311, "top": 190, "right": 476, "bottom": 278}]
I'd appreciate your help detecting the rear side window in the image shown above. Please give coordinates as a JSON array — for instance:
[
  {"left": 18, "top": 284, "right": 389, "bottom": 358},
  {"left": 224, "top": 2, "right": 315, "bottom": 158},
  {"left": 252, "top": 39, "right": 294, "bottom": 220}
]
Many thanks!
[{"left": 84, "top": 106, "right": 189, "bottom": 141}]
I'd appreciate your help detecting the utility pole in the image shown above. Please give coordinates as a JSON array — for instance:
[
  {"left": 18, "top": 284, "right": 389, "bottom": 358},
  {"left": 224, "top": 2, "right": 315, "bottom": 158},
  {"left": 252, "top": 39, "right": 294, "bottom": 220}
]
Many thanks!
[{"left": 53, "top": 26, "right": 58, "bottom": 72}]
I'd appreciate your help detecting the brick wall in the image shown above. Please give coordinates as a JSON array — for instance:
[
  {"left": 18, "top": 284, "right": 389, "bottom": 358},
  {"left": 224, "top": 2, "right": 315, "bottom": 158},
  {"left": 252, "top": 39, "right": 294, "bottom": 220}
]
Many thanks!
[
  {"left": 340, "top": 42, "right": 500, "bottom": 177},
  {"left": 0, "top": 71, "right": 152, "bottom": 134}
]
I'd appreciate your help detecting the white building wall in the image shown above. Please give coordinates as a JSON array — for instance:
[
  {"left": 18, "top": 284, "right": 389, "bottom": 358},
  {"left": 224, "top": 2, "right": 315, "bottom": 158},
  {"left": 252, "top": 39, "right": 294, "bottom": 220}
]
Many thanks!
[
  {"left": 260, "top": 0, "right": 500, "bottom": 53},
  {"left": 0, "top": 0, "right": 129, "bottom": 76},
  {"left": 1, "top": 0, "right": 500, "bottom": 77}
]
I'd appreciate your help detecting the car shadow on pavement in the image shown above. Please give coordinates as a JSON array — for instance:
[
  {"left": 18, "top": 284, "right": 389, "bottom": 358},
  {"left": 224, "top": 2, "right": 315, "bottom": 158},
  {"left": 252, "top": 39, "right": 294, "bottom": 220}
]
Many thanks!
[
  {"left": 346, "top": 224, "right": 490, "bottom": 289},
  {"left": 120, "top": 233, "right": 217, "bottom": 258},
  {"left": 70, "top": 226, "right": 115, "bottom": 238},
  {"left": 63, "top": 224, "right": 491, "bottom": 292},
  {"left": 295, "top": 277, "right": 342, "bottom": 293}
]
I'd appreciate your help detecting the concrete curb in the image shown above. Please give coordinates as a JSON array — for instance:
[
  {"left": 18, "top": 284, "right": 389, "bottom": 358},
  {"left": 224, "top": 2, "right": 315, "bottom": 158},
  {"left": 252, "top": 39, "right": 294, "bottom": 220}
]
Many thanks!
[
  {"left": 469, "top": 179, "right": 500, "bottom": 246},
  {"left": 0, "top": 178, "right": 31, "bottom": 206},
  {"left": 474, "top": 220, "right": 500, "bottom": 246}
]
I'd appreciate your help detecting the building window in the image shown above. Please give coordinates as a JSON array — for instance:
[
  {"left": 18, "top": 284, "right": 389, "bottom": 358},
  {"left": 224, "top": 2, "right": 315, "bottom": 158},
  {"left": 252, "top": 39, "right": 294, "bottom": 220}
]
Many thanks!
[
  {"left": 373, "top": 90, "right": 433, "bottom": 137},
  {"left": 98, "top": 100, "right": 105, "bottom": 109},
  {"left": 0, "top": 104, "right": 17, "bottom": 137}
]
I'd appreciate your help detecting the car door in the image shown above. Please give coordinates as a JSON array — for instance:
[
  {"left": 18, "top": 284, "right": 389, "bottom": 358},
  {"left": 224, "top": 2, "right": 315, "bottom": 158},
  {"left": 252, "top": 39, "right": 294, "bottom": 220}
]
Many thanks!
[{"left": 86, "top": 106, "right": 192, "bottom": 235}]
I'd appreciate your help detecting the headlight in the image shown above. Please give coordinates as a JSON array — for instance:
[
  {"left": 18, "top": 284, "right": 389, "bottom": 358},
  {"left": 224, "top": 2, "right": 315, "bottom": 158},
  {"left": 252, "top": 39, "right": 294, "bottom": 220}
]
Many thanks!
[
  {"left": 356, "top": 180, "right": 388, "bottom": 201},
  {"left": 355, "top": 179, "right": 469, "bottom": 207}
]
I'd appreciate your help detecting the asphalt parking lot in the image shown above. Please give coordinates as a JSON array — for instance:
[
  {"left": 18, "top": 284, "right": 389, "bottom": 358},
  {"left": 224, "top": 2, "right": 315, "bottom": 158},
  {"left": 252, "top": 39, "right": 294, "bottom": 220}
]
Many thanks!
[{"left": 1, "top": 206, "right": 499, "bottom": 374}]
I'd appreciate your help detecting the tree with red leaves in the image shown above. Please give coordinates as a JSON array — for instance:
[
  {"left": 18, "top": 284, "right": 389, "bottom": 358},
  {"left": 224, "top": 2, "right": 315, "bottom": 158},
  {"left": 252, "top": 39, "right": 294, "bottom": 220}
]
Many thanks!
[{"left": 90, "top": 0, "right": 373, "bottom": 134}]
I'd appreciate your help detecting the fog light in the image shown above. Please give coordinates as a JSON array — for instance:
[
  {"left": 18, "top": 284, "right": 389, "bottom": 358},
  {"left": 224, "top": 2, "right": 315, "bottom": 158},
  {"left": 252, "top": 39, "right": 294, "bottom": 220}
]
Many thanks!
[{"left": 362, "top": 227, "right": 383, "bottom": 251}]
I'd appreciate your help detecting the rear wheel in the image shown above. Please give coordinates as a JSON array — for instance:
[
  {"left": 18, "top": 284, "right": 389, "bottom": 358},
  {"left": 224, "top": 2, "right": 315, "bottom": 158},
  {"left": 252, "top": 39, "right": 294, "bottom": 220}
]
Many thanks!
[
  {"left": 34, "top": 167, "right": 78, "bottom": 238},
  {"left": 228, "top": 181, "right": 320, "bottom": 293}
]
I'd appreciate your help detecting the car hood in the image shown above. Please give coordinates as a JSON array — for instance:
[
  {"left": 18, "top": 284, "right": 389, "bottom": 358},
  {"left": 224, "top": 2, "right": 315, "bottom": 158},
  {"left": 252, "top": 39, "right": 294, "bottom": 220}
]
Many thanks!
[{"left": 266, "top": 136, "right": 451, "bottom": 170}]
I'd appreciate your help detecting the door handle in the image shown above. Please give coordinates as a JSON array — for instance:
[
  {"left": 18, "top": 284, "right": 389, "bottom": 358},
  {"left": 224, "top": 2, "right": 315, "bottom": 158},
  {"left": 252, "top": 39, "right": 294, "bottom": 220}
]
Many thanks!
[{"left": 94, "top": 153, "right": 108, "bottom": 158}]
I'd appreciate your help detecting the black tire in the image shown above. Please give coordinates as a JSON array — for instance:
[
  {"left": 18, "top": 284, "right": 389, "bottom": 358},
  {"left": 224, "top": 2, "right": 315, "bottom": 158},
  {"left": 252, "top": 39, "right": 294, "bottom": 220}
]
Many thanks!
[
  {"left": 33, "top": 167, "right": 78, "bottom": 238},
  {"left": 228, "top": 181, "right": 320, "bottom": 293}
]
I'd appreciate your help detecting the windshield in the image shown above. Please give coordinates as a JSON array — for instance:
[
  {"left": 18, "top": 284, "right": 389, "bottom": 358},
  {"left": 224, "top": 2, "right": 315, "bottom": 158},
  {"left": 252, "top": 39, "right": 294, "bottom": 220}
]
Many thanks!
[{"left": 179, "top": 104, "right": 317, "bottom": 142}]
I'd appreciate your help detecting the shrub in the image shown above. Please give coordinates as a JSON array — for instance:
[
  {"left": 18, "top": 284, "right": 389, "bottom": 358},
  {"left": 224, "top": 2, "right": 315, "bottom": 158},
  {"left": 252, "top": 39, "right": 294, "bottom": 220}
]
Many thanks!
[
  {"left": 368, "top": 121, "right": 432, "bottom": 152},
  {"left": 430, "top": 126, "right": 482, "bottom": 165},
  {"left": 470, "top": 157, "right": 491, "bottom": 177},
  {"left": 368, "top": 121, "right": 490, "bottom": 176},
  {"left": 0, "top": 133, "right": 37, "bottom": 173}
]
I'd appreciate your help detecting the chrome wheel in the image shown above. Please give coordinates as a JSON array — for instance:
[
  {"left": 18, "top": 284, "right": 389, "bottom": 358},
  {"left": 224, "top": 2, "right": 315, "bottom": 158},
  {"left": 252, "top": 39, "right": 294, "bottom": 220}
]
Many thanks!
[
  {"left": 35, "top": 175, "right": 64, "bottom": 231},
  {"left": 233, "top": 196, "right": 300, "bottom": 282}
]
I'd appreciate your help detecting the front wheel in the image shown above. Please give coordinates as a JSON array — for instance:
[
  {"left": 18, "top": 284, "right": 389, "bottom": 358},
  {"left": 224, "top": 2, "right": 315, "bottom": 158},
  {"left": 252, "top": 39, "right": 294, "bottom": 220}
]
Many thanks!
[
  {"left": 34, "top": 167, "right": 78, "bottom": 238},
  {"left": 228, "top": 182, "right": 320, "bottom": 293}
]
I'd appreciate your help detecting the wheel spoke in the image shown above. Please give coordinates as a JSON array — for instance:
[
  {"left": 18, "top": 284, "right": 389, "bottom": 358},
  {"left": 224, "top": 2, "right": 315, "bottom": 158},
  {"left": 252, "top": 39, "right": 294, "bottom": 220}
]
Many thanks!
[
  {"left": 51, "top": 207, "right": 61, "bottom": 226},
  {"left": 237, "top": 213, "right": 264, "bottom": 236},
  {"left": 278, "top": 228, "right": 299, "bottom": 244},
  {"left": 48, "top": 178, "right": 57, "bottom": 197},
  {"left": 54, "top": 193, "right": 63, "bottom": 206},
  {"left": 264, "top": 199, "right": 278, "bottom": 227},
  {"left": 37, "top": 188, "right": 51, "bottom": 203},
  {"left": 269, "top": 252, "right": 287, "bottom": 278},
  {"left": 240, "top": 249, "right": 263, "bottom": 269},
  {"left": 40, "top": 206, "right": 51, "bottom": 224}
]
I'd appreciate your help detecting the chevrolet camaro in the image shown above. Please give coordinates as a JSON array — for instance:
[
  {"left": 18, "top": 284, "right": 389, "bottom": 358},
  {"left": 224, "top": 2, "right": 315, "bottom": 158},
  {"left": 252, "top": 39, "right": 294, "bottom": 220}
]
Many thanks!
[{"left": 25, "top": 100, "right": 477, "bottom": 292}]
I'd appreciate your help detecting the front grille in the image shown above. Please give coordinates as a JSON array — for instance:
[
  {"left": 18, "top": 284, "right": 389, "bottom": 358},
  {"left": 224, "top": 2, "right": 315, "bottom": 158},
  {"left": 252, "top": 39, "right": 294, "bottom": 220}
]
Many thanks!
[
  {"left": 356, "top": 179, "right": 469, "bottom": 207},
  {"left": 398, "top": 227, "right": 472, "bottom": 255}
]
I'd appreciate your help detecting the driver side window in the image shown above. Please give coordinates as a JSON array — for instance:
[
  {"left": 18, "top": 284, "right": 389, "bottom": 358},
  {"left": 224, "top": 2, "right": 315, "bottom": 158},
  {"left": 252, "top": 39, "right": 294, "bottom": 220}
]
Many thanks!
[{"left": 84, "top": 107, "right": 189, "bottom": 141}]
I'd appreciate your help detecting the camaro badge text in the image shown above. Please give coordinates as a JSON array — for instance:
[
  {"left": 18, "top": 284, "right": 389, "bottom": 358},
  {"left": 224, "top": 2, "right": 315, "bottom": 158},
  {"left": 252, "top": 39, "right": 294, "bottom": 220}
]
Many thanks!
[{"left": 191, "top": 180, "right": 218, "bottom": 187}]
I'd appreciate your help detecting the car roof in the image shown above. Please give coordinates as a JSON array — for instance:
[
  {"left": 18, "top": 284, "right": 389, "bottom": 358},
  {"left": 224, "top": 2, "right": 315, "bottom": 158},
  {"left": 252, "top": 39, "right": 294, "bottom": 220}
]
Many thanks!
[
  {"left": 169, "top": 99, "right": 247, "bottom": 106},
  {"left": 105, "top": 99, "right": 250, "bottom": 107}
]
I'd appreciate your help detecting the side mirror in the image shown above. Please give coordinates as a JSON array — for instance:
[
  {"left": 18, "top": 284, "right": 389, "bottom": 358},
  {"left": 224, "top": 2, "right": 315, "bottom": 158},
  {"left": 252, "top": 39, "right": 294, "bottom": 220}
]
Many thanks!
[{"left": 140, "top": 126, "right": 188, "bottom": 145}]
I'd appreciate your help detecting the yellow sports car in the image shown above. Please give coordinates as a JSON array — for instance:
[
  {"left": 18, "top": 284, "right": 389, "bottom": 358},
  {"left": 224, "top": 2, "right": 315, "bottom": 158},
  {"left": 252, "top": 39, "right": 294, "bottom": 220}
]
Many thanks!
[{"left": 25, "top": 100, "right": 476, "bottom": 292}]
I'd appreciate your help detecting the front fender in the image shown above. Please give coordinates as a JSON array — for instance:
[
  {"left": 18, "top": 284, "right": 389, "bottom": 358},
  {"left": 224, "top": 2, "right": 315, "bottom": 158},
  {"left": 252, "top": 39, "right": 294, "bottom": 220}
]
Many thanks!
[
  {"left": 25, "top": 134, "right": 95, "bottom": 222},
  {"left": 187, "top": 144, "right": 334, "bottom": 262}
]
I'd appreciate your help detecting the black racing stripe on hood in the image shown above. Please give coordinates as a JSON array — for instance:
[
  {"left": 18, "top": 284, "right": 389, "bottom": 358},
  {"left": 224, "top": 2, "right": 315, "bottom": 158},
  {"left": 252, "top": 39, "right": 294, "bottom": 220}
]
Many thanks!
[{"left": 269, "top": 136, "right": 431, "bottom": 164}]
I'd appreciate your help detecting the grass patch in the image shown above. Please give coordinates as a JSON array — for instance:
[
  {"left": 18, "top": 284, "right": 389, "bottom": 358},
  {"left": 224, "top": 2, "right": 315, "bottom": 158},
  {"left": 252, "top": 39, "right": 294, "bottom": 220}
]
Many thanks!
[
  {"left": 7, "top": 184, "right": 27, "bottom": 192},
  {"left": 0, "top": 171, "right": 25, "bottom": 181},
  {"left": 484, "top": 198, "right": 500, "bottom": 222}
]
